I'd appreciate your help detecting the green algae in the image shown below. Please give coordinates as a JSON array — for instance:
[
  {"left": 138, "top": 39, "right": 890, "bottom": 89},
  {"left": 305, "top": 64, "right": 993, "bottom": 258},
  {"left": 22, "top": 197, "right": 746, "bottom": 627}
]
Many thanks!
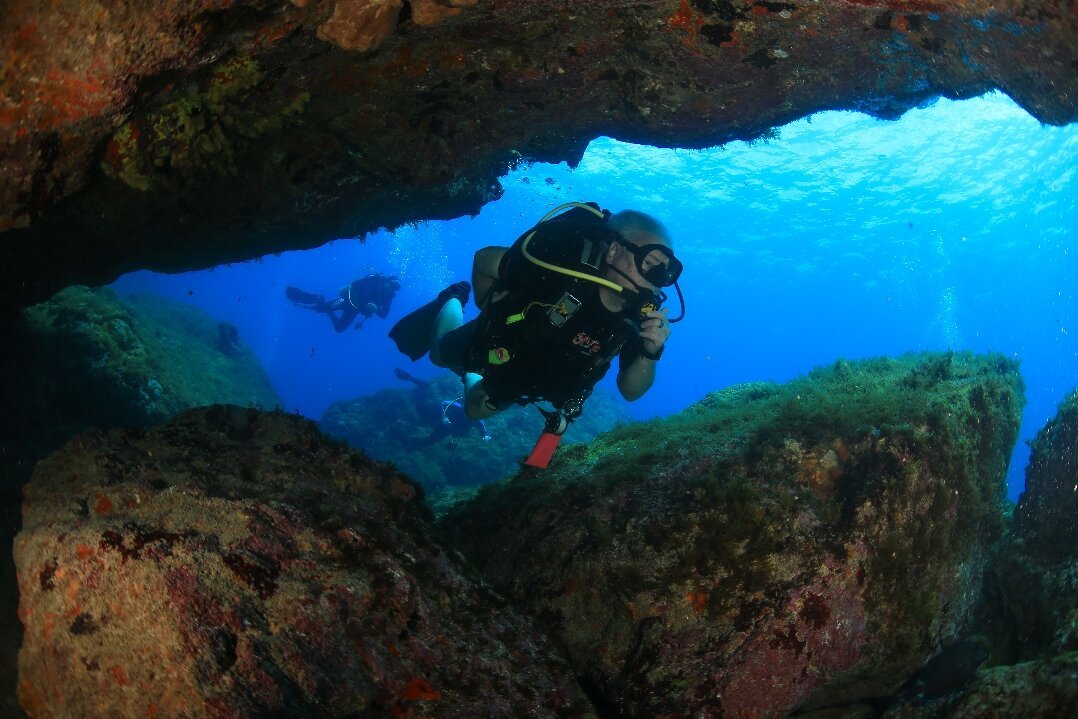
[
  {"left": 7, "top": 286, "right": 281, "bottom": 474},
  {"left": 976, "top": 388, "right": 1078, "bottom": 667},
  {"left": 102, "top": 53, "right": 310, "bottom": 191},
  {"left": 23, "top": 287, "right": 280, "bottom": 418},
  {"left": 1015, "top": 388, "right": 1078, "bottom": 560},
  {"left": 444, "top": 351, "right": 1026, "bottom": 669},
  {"left": 556, "top": 352, "right": 1022, "bottom": 495}
]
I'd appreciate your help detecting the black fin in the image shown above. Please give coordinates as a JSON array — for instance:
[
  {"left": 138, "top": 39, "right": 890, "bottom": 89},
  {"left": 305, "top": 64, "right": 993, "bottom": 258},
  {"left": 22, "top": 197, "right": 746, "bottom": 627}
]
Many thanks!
[
  {"left": 388, "top": 297, "right": 442, "bottom": 360},
  {"left": 388, "top": 283, "right": 470, "bottom": 361},
  {"left": 285, "top": 286, "right": 326, "bottom": 306}
]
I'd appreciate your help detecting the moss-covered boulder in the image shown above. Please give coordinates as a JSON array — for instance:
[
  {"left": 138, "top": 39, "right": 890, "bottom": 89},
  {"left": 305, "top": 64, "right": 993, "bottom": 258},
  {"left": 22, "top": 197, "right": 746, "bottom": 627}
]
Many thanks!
[
  {"left": 15, "top": 405, "right": 591, "bottom": 718},
  {"left": 1014, "top": 389, "right": 1078, "bottom": 563},
  {"left": 979, "top": 389, "right": 1078, "bottom": 666},
  {"left": 440, "top": 352, "right": 1025, "bottom": 717},
  {"left": 321, "top": 373, "right": 629, "bottom": 510},
  {"left": 0, "top": 286, "right": 281, "bottom": 494},
  {"left": 881, "top": 651, "right": 1078, "bottom": 719}
]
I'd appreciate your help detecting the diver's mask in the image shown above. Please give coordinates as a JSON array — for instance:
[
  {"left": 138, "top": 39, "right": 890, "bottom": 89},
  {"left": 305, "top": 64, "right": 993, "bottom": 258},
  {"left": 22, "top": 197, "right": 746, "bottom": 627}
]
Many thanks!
[
  {"left": 612, "top": 238, "right": 683, "bottom": 288},
  {"left": 607, "top": 241, "right": 686, "bottom": 323}
]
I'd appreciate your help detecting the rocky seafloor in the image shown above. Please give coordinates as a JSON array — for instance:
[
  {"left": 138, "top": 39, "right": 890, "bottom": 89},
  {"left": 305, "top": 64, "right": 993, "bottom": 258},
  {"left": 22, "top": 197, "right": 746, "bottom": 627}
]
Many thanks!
[
  {"left": 0, "top": 286, "right": 283, "bottom": 718},
  {"left": 1, "top": 286, "right": 281, "bottom": 496},
  {"left": 321, "top": 373, "right": 630, "bottom": 512},
  {"left": 12, "top": 351, "right": 1078, "bottom": 717}
]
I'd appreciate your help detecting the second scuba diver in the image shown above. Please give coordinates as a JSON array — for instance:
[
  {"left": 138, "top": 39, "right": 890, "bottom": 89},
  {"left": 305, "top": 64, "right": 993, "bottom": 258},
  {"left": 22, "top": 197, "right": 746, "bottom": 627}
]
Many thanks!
[{"left": 287, "top": 273, "right": 401, "bottom": 332}]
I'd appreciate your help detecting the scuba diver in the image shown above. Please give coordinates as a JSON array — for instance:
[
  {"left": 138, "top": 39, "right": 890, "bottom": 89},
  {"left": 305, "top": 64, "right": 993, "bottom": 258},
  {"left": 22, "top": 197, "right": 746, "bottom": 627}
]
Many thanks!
[
  {"left": 393, "top": 367, "right": 428, "bottom": 387},
  {"left": 389, "top": 202, "right": 684, "bottom": 467},
  {"left": 286, "top": 273, "right": 401, "bottom": 332},
  {"left": 408, "top": 398, "right": 493, "bottom": 449},
  {"left": 392, "top": 368, "right": 492, "bottom": 446}
]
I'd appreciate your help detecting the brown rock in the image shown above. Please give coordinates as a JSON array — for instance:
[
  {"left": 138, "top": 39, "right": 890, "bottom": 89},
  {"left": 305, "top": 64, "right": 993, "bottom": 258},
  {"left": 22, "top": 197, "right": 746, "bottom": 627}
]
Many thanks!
[
  {"left": 1, "top": 1, "right": 1075, "bottom": 310},
  {"left": 441, "top": 352, "right": 1025, "bottom": 717},
  {"left": 317, "top": 0, "right": 404, "bottom": 53},
  {"left": 410, "top": 0, "right": 465, "bottom": 27},
  {"left": 15, "top": 405, "right": 591, "bottom": 718}
]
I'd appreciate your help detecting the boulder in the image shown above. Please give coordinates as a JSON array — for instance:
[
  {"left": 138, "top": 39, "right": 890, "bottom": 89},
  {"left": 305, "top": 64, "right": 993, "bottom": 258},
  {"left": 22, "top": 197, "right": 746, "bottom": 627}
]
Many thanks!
[
  {"left": 441, "top": 352, "right": 1025, "bottom": 717},
  {"left": 977, "top": 389, "right": 1078, "bottom": 664},
  {"left": 1014, "top": 389, "right": 1078, "bottom": 563},
  {"left": 881, "top": 651, "right": 1078, "bottom": 719},
  {"left": 15, "top": 405, "right": 590, "bottom": 718},
  {"left": 1, "top": 287, "right": 281, "bottom": 497}
]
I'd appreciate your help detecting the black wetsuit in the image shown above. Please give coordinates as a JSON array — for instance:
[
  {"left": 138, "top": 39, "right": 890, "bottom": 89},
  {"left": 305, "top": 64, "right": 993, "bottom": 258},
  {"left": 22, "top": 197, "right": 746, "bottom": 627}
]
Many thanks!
[
  {"left": 318, "top": 275, "right": 398, "bottom": 332},
  {"left": 397, "top": 203, "right": 645, "bottom": 412},
  {"left": 409, "top": 400, "right": 490, "bottom": 448},
  {"left": 440, "top": 261, "right": 643, "bottom": 412}
]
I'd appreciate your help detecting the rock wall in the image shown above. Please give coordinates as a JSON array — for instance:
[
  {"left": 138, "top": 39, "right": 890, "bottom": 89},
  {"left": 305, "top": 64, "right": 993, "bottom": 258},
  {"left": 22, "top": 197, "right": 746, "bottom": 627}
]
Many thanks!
[
  {"left": 1014, "top": 389, "right": 1078, "bottom": 564},
  {"left": 2, "top": 1, "right": 1076, "bottom": 310},
  {"left": 981, "top": 390, "right": 1078, "bottom": 663},
  {"left": 882, "top": 390, "right": 1078, "bottom": 717}
]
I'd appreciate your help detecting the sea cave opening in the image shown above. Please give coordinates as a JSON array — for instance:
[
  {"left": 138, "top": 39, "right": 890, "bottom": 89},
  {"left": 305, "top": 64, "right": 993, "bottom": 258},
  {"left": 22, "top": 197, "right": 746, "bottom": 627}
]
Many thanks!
[{"left": 95, "top": 90, "right": 1077, "bottom": 503}]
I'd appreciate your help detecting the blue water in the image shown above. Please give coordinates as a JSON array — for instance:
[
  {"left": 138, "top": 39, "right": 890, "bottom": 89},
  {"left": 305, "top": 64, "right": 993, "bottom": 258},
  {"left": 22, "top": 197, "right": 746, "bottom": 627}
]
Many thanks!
[{"left": 111, "top": 92, "right": 1077, "bottom": 502}]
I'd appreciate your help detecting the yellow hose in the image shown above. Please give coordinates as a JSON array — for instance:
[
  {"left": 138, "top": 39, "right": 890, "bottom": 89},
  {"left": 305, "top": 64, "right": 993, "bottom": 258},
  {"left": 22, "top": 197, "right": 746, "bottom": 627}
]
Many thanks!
[{"left": 519, "top": 202, "right": 625, "bottom": 293}]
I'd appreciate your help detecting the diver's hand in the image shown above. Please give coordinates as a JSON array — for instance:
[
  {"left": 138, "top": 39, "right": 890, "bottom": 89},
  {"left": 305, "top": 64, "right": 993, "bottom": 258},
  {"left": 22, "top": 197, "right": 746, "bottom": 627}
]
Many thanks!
[{"left": 639, "top": 309, "right": 670, "bottom": 355}]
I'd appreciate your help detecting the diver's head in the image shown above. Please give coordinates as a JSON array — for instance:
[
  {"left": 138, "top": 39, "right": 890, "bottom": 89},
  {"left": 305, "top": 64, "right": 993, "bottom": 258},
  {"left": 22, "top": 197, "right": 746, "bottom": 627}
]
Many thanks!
[
  {"left": 388, "top": 276, "right": 401, "bottom": 292},
  {"left": 604, "top": 211, "right": 680, "bottom": 290},
  {"left": 600, "top": 210, "right": 681, "bottom": 313}
]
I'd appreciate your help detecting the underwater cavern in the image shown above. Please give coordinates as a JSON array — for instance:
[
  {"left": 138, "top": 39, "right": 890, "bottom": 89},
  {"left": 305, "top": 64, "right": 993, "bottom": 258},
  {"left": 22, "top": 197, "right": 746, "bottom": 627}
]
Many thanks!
[{"left": 1, "top": 1, "right": 1077, "bottom": 717}]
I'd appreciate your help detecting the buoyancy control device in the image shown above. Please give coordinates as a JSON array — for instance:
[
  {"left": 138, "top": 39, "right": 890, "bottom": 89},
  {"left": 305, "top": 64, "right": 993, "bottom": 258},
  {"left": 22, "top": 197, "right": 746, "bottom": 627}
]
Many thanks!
[{"left": 467, "top": 202, "right": 675, "bottom": 468}]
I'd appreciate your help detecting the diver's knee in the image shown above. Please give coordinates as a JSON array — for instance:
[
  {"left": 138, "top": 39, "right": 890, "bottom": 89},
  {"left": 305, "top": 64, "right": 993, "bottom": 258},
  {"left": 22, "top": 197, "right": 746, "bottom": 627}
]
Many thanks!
[
  {"left": 465, "top": 401, "right": 496, "bottom": 421},
  {"left": 429, "top": 299, "right": 463, "bottom": 366}
]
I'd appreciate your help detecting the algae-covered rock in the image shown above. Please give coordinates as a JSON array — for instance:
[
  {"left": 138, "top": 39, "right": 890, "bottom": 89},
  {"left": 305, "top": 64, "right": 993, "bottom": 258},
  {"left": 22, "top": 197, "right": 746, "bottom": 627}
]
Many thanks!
[
  {"left": 978, "top": 389, "right": 1078, "bottom": 665},
  {"left": 440, "top": 352, "right": 1025, "bottom": 718},
  {"left": 1014, "top": 389, "right": 1078, "bottom": 562},
  {"left": 0, "top": 287, "right": 281, "bottom": 493},
  {"left": 881, "top": 651, "right": 1078, "bottom": 719},
  {"left": 321, "top": 373, "right": 629, "bottom": 509},
  {"left": 15, "top": 405, "right": 591, "bottom": 718}
]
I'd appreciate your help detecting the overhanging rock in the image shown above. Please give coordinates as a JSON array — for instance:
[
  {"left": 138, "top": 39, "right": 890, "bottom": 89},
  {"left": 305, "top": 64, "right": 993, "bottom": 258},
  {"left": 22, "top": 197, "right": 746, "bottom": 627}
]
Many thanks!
[{"left": 1, "top": 1, "right": 1076, "bottom": 309}]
